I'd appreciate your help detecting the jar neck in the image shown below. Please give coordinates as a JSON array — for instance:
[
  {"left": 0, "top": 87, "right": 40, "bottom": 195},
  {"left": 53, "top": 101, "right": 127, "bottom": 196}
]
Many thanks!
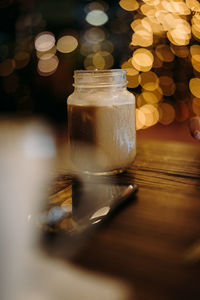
[
  {"left": 74, "top": 85, "right": 127, "bottom": 92},
  {"left": 73, "top": 69, "right": 127, "bottom": 89}
]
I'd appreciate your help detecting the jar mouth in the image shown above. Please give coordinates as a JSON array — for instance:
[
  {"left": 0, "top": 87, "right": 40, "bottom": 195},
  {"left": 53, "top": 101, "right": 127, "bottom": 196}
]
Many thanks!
[
  {"left": 74, "top": 69, "right": 126, "bottom": 75},
  {"left": 73, "top": 69, "right": 127, "bottom": 88}
]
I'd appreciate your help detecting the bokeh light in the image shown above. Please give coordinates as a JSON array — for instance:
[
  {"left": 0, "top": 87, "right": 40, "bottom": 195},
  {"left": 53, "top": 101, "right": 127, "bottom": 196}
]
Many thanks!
[
  {"left": 120, "top": 0, "right": 200, "bottom": 134},
  {"left": 170, "top": 44, "right": 189, "bottom": 58},
  {"left": 88, "top": 1, "right": 109, "bottom": 12},
  {"left": 159, "top": 103, "right": 175, "bottom": 125},
  {"left": 84, "top": 51, "right": 114, "bottom": 70},
  {"left": 84, "top": 27, "right": 105, "bottom": 43},
  {"left": 86, "top": 10, "right": 108, "bottom": 26},
  {"left": 57, "top": 35, "right": 78, "bottom": 53},
  {"left": 155, "top": 44, "right": 174, "bottom": 63},
  {"left": 93, "top": 52, "right": 105, "bottom": 69},
  {"left": 119, "top": 0, "right": 139, "bottom": 11},
  {"left": 36, "top": 46, "right": 56, "bottom": 60},
  {"left": 139, "top": 71, "right": 158, "bottom": 91},
  {"left": 132, "top": 48, "right": 154, "bottom": 72},
  {"left": 189, "top": 78, "right": 200, "bottom": 98},
  {"left": 14, "top": 51, "right": 30, "bottom": 69},
  {"left": 192, "top": 98, "right": 200, "bottom": 115},
  {"left": 37, "top": 55, "right": 59, "bottom": 76},
  {"left": 81, "top": 1, "right": 114, "bottom": 71},
  {"left": 136, "top": 108, "right": 146, "bottom": 130},
  {"left": 140, "top": 104, "right": 159, "bottom": 127},
  {"left": 34, "top": 32, "right": 55, "bottom": 52},
  {"left": 159, "top": 76, "right": 176, "bottom": 97}
]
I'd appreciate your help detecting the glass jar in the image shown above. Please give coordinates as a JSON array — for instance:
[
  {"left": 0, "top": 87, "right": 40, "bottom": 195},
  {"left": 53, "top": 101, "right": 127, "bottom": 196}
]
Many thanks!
[{"left": 67, "top": 69, "right": 136, "bottom": 175}]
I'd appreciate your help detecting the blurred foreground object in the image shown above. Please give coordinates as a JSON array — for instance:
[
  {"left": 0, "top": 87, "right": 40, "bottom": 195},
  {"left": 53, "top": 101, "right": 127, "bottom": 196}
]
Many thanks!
[
  {"left": 0, "top": 118, "right": 131, "bottom": 300},
  {"left": 0, "top": 118, "right": 55, "bottom": 300}
]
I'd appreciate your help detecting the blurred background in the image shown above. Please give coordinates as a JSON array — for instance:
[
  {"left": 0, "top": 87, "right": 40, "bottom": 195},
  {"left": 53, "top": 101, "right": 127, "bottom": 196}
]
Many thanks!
[{"left": 0, "top": 0, "right": 199, "bottom": 143}]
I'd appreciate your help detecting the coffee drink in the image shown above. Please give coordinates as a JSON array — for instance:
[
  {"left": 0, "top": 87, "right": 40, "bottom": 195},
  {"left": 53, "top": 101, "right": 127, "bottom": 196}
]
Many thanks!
[
  {"left": 68, "top": 102, "right": 135, "bottom": 173},
  {"left": 67, "top": 69, "right": 136, "bottom": 175}
]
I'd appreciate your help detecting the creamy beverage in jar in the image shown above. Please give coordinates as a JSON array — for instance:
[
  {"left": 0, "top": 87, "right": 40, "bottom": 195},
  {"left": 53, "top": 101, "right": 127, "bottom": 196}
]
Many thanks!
[{"left": 67, "top": 70, "right": 136, "bottom": 175}]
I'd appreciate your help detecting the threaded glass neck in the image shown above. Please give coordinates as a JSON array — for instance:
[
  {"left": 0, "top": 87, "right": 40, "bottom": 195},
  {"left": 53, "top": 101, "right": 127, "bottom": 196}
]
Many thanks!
[{"left": 73, "top": 69, "right": 127, "bottom": 88}]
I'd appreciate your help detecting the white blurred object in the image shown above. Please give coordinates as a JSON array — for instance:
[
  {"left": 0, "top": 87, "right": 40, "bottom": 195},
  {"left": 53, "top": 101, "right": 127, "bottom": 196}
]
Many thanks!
[
  {"left": 0, "top": 119, "right": 55, "bottom": 300},
  {"left": 0, "top": 118, "right": 131, "bottom": 300}
]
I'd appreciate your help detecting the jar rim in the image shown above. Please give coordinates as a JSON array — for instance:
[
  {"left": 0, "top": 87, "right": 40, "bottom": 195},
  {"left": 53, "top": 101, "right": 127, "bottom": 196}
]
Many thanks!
[
  {"left": 73, "top": 69, "right": 127, "bottom": 88},
  {"left": 74, "top": 69, "right": 126, "bottom": 77}
]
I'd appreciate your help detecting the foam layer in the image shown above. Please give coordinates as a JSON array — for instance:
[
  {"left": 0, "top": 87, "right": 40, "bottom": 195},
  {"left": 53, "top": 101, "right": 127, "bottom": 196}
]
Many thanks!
[{"left": 67, "top": 89, "right": 134, "bottom": 107}]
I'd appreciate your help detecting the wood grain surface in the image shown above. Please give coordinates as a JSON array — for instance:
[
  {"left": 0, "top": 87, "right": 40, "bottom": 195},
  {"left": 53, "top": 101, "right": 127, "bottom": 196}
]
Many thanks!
[{"left": 46, "top": 140, "right": 200, "bottom": 300}]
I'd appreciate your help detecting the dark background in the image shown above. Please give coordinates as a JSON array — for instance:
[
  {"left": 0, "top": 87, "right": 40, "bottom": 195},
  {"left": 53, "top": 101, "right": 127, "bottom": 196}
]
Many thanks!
[{"left": 0, "top": 0, "right": 132, "bottom": 125}]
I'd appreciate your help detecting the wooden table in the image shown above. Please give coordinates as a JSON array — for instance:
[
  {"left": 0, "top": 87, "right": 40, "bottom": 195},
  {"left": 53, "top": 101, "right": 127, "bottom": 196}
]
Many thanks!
[{"left": 46, "top": 140, "right": 200, "bottom": 300}]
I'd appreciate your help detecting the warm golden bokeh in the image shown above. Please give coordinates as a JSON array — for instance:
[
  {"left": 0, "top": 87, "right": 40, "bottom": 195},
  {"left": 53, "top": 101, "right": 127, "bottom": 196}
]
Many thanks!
[
  {"left": 140, "top": 104, "right": 159, "bottom": 127},
  {"left": 37, "top": 55, "right": 59, "bottom": 76},
  {"left": 93, "top": 52, "right": 105, "bottom": 69},
  {"left": 189, "top": 78, "right": 200, "bottom": 98},
  {"left": 132, "top": 48, "right": 154, "bottom": 72},
  {"left": 37, "top": 46, "right": 57, "bottom": 60},
  {"left": 84, "top": 51, "right": 114, "bottom": 70},
  {"left": 119, "top": 0, "right": 139, "bottom": 11},
  {"left": 159, "top": 103, "right": 175, "bottom": 125},
  {"left": 136, "top": 108, "right": 146, "bottom": 129},
  {"left": 159, "top": 76, "right": 176, "bottom": 97},
  {"left": 170, "top": 44, "right": 189, "bottom": 58},
  {"left": 57, "top": 36, "right": 78, "bottom": 53},
  {"left": 155, "top": 44, "right": 174, "bottom": 63},
  {"left": 120, "top": 0, "right": 200, "bottom": 131},
  {"left": 139, "top": 71, "right": 158, "bottom": 91},
  {"left": 142, "top": 89, "right": 162, "bottom": 104}
]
